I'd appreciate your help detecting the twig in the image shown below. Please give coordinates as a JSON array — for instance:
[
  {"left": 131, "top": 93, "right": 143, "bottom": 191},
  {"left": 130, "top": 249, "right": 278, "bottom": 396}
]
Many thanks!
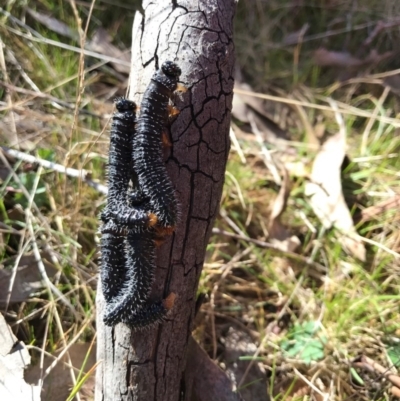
[
  {"left": 5, "top": 238, "right": 30, "bottom": 311},
  {"left": 213, "top": 312, "right": 260, "bottom": 341},
  {"left": 185, "top": 336, "right": 244, "bottom": 401},
  {"left": 363, "top": 18, "right": 400, "bottom": 47},
  {"left": 353, "top": 355, "right": 400, "bottom": 389},
  {"left": 27, "top": 345, "right": 84, "bottom": 374},
  {"left": 0, "top": 37, "right": 19, "bottom": 148},
  {"left": 211, "top": 227, "right": 327, "bottom": 273},
  {"left": 237, "top": 276, "right": 304, "bottom": 389},
  {"left": 233, "top": 88, "right": 400, "bottom": 128},
  {"left": 248, "top": 112, "right": 281, "bottom": 185},
  {"left": 0, "top": 81, "right": 103, "bottom": 117},
  {"left": 360, "top": 86, "right": 390, "bottom": 154},
  {"left": 0, "top": 7, "right": 130, "bottom": 68},
  {"left": 26, "top": 209, "right": 80, "bottom": 394},
  {"left": 210, "top": 248, "right": 252, "bottom": 359},
  {"left": 1, "top": 146, "right": 108, "bottom": 194},
  {"left": 229, "top": 126, "right": 246, "bottom": 164},
  {"left": 42, "top": 316, "right": 95, "bottom": 381},
  {"left": 26, "top": 210, "right": 77, "bottom": 315}
]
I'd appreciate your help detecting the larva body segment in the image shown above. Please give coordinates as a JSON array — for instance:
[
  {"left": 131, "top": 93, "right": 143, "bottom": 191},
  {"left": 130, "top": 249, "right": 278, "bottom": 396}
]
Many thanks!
[
  {"left": 101, "top": 98, "right": 151, "bottom": 230},
  {"left": 103, "top": 230, "right": 175, "bottom": 329},
  {"left": 133, "top": 61, "right": 182, "bottom": 230},
  {"left": 101, "top": 81, "right": 180, "bottom": 329},
  {"left": 103, "top": 230, "right": 155, "bottom": 326},
  {"left": 118, "top": 292, "right": 176, "bottom": 330},
  {"left": 100, "top": 220, "right": 126, "bottom": 303}
]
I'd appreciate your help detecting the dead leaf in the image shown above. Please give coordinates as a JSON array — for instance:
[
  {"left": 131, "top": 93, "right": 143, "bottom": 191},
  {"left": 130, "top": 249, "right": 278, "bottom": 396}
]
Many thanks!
[
  {"left": 89, "top": 28, "right": 131, "bottom": 74},
  {"left": 363, "top": 49, "right": 394, "bottom": 65},
  {"left": 314, "top": 48, "right": 362, "bottom": 68},
  {"left": 0, "top": 313, "right": 41, "bottom": 400},
  {"left": 363, "top": 18, "right": 400, "bottom": 47},
  {"left": 232, "top": 67, "right": 290, "bottom": 145},
  {"left": 290, "top": 90, "right": 319, "bottom": 146},
  {"left": 314, "top": 122, "right": 326, "bottom": 139},
  {"left": 221, "top": 327, "right": 267, "bottom": 401},
  {"left": 26, "top": 8, "right": 78, "bottom": 40},
  {"left": 25, "top": 10, "right": 130, "bottom": 75},
  {"left": 0, "top": 254, "right": 57, "bottom": 306},
  {"left": 283, "top": 24, "right": 310, "bottom": 46},
  {"left": 314, "top": 48, "right": 393, "bottom": 69},
  {"left": 268, "top": 169, "right": 300, "bottom": 252},
  {"left": 352, "top": 355, "right": 400, "bottom": 396},
  {"left": 25, "top": 343, "right": 96, "bottom": 401},
  {"left": 359, "top": 195, "right": 400, "bottom": 222},
  {"left": 273, "top": 376, "right": 325, "bottom": 401},
  {"left": 305, "top": 125, "right": 366, "bottom": 261},
  {"left": 383, "top": 75, "right": 400, "bottom": 96}
]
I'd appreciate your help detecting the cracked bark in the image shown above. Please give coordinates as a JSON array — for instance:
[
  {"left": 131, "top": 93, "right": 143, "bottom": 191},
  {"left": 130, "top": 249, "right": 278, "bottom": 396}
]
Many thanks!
[{"left": 95, "top": 1, "right": 238, "bottom": 400}]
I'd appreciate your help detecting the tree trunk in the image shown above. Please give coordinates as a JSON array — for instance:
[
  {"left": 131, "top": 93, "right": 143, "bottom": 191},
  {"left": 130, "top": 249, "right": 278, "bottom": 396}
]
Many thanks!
[{"left": 95, "top": 1, "right": 237, "bottom": 400}]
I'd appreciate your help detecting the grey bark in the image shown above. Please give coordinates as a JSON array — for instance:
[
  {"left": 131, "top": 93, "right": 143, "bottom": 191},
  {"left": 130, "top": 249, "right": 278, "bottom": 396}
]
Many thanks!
[{"left": 96, "top": 1, "right": 237, "bottom": 400}]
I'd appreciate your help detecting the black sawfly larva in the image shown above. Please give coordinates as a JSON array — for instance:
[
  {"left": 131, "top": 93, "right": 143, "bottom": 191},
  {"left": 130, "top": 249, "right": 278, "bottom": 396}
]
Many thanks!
[
  {"left": 100, "top": 78, "right": 182, "bottom": 328},
  {"left": 132, "top": 61, "right": 183, "bottom": 234},
  {"left": 101, "top": 98, "right": 156, "bottom": 229},
  {"left": 100, "top": 220, "right": 126, "bottom": 304},
  {"left": 121, "top": 292, "right": 176, "bottom": 330},
  {"left": 102, "top": 228, "right": 176, "bottom": 328}
]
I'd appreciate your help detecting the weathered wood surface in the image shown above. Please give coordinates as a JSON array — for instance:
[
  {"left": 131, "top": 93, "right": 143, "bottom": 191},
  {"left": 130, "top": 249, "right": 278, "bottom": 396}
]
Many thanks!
[{"left": 96, "top": 1, "right": 237, "bottom": 400}]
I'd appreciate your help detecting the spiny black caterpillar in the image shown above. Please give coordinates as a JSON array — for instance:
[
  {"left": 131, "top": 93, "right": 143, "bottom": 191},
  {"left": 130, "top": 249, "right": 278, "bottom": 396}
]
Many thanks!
[
  {"left": 132, "top": 61, "right": 183, "bottom": 234},
  {"left": 102, "top": 223, "right": 175, "bottom": 327},
  {"left": 100, "top": 95, "right": 177, "bottom": 329},
  {"left": 102, "top": 192, "right": 176, "bottom": 327},
  {"left": 101, "top": 98, "right": 157, "bottom": 229},
  {"left": 100, "top": 220, "right": 126, "bottom": 303}
]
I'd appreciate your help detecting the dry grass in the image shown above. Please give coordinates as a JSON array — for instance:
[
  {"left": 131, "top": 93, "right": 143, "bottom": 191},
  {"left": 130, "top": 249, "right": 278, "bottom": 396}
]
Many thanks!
[{"left": 1, "top": 1, "right": 400, "bottom": 400}]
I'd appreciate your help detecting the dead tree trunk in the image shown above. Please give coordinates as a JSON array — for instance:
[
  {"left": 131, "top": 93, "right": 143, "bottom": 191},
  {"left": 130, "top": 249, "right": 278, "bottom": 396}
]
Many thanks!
[{"left": 96, "top": 1, "right": 237, "bottom": 400}]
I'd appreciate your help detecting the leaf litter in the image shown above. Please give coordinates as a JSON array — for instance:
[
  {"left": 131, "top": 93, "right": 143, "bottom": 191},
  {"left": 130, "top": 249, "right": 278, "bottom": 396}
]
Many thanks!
[{"left": 305, "top": 100, "right": 366, "bottom": 261}]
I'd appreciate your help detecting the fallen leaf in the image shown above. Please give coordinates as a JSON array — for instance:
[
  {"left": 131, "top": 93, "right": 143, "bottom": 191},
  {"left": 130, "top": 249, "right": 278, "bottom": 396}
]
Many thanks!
[
  {"left": 363, "top": 18, "right": 400, "bottom": 47},
  {"left": 232, "top": 67, "right": 290, "bottom": 145},
  {"left": 25, "top": 10, "right": 130, "bottom": 75},
  {"left": 359, "top": 195, "right": 400, "bottom": 222},
  {"left": 221, "top": 326, "right": 267, "bottom": 401},
  {"left": 0, "top": 254, "right": 57, "bottom": 306},
  {"left": 89, "top": 28, "right": 131, "bottom": 74},
  {"left": 352, "top": 355, "right": 400, "bottom": 391},
  {"left": 314, "top": 122, "right": 326, "bottom": 139},
  {"left": 283, "top": 24, "right": 310, "bottom": 46},
  {"left": 383, "top": 75, "right": 400, "bottom": 96},
  {"left": 26, "top": 8, "right": 78, "bottom": 40},
  {"left": 268, "top": 169, "right": 300, "bottom": 252},
  {"left": 26, "top": 343, "right": 96, "bottom": 401},
  {"left": 0, "top": 313, "right": 41, "bottom": 400},
  {"left": 314, "top": 48, "right": 393, "bottom": 69},
  {"left": 314, "top": 48, "right": 362, "bottom": 68},
  {"left": 273, "top": 375, "right": 325, "bottom": 401},
  {"left": 290, "top": 90, "right": 319, "bottom": 146},
  {"left": 305, "top": 107, "right": 366, "bottom": 261}
]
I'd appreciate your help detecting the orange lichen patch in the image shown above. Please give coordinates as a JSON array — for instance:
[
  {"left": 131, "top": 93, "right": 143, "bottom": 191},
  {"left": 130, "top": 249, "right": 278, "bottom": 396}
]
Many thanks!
[
  {"left": 167, "top": 104, "right": 180, "bottom": 117},
  {"left": 154, "top": 237, "right": 166, "bottom": 247},
  {"left": 156, "top": 225, "right": 176, "bottom": 236},
  {"left": 176, "top": 83, "right": 187, "bottom": 93},
  {"left": 163, "top": 292, "right": 176, "bottom": 310},
  {"left": 161, "top": 131, "right": 172, "bottom": 147},
  {"left": 147, "top": 213, "right": 158, "bottom": 226}
]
